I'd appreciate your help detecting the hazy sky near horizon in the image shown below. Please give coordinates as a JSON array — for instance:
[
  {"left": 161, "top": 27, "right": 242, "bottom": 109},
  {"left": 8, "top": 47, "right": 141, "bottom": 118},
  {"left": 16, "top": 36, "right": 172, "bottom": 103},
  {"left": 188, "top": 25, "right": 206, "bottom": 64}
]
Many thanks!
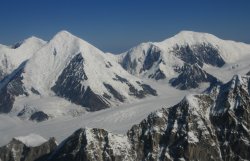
[{"left": 0, "top": 0, "right": 249, "bottom": 53}]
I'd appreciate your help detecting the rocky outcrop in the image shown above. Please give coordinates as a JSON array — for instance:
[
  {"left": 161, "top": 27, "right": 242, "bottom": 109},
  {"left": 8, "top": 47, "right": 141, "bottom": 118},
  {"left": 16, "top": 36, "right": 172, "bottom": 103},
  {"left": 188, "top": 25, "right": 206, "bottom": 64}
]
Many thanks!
[
  {"left": 113, "top": 75, "right": 157, "bottom": 98},
  {"left": 170, "top": 63, "right": 219, "bottom": 90},
  {"left": 29, "top": 111, "right": 49, "bottom": 122},
  {"left": 0, "top": 137, "right": 57, "bottom": 161},
  {"left": 0, "top": 62, "right": 27, "bottom": 113},
  {"left": 51, "top": 53, "right": 157, "bottom": 111},
  {"left": 118, "top": 39, "right": 226, "bottom": 89},
  {"left": 120, "top": 44, "right": 162, "bottom": 75},
  {"left": 172, "top": 43, "right": 225, "bottom": 67},
  {"left": 48, "top": 75, "right": 250, "bottom": 161},
  {"left": 48, "top": 128, "right": 133, "bottom": 161},
  {"left": 51, "top": 53, "right": 107, "bottom": 110}
]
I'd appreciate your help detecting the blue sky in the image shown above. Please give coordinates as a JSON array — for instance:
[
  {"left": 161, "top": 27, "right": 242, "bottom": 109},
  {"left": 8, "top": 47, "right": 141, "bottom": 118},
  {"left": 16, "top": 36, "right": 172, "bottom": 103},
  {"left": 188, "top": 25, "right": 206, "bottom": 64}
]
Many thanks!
[{"left": 0, "top": 0, "right": 249, "bottom": 53}]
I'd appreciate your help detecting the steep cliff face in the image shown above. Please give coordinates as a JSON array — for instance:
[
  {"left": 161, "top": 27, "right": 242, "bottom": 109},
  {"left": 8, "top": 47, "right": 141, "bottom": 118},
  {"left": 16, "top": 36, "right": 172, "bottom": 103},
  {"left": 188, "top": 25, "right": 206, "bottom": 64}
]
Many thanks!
[
  {"left": 0, "top": 62, "right": 27, "bottom": 113},
  {"left": 127, "top": 75, "right": 250, "bottom": 161},
  {"left": 127, "top": 96, "right": 221, "bottom": 161},
  {"left": 47, "top": 75, "right": 250, "bottom": 161},
  {"left": 48, "top": 128, "right": 133, "bottom": 161},
  {"left": 118, "top": 31, "right": 250, "bottom": 90},
  {"left": 170, "top": 63, "right": 219, "bottom": 90},
  {"left": 0, "top": 136, "right": 57, "bottom": 161}
]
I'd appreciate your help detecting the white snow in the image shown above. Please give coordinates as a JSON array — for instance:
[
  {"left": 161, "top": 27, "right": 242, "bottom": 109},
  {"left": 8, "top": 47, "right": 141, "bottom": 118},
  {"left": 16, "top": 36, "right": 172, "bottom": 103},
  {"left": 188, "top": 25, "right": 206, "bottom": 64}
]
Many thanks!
[
  {"left": 10, "top": 95, "right": 86, "bottom": 119},
  {"left": 21, "top": 30, "right": 147, "bottom": 105},
  {"left": 0, "top": 36, "right": 46, "bottom": 75},
  {"left": 0, "top": 80, "right": 188, "bottom": 146},
  {"left": 188, "top": 131, "right": 199, "bottom": 143},
  {"left": 155, "top": 31, "right": 250, "bottom": 63},
  {"left": 117, "top": 30, "right": 250, "bottom": 86},
  {"left": 1, "top": 30, "right": 250, "bottom": 149},
  {"left": 14, "top": 133, "right": 47, "bottom": 147},
  {"left": 108, "top": 133, "right": 131, "bottom": 156}
]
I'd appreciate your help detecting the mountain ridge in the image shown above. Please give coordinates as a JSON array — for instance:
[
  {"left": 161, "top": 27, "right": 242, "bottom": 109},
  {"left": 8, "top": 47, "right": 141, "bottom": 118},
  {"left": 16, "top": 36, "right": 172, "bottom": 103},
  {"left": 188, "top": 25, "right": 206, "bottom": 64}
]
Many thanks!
[
  {"left": 1, "top": 73, "right": 250, "bottom": 161},
  {"left": 0, "top": 30, "right": 157, "bottom": 118}
]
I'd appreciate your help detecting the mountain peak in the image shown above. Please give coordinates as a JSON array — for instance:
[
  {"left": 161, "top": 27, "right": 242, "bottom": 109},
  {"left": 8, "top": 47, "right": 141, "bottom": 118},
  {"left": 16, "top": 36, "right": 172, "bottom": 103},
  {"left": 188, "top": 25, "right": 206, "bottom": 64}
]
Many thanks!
[
  {"left": 166, "top": 30, "right": 220, "bottom": 45},
  {"left": 176, "top": 30, "right": 212, "bottom": 36},
  {"left": 9, "top": 36, "right": 45, "bottom": 49},
  {"left": 52, "top": 30, "right": 77, "bottom": 41},
  {"left": 50, "top": 30, "right": 96, "bottom": 51}
]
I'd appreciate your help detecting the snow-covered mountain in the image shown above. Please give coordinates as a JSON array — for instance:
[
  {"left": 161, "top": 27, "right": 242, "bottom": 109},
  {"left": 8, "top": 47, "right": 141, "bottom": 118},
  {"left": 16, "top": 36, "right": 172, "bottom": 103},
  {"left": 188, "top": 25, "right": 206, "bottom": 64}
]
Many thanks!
[
  {"left": 46, "top": 74, "right": 250, "bottom": 161},
  {"left": 0, "top": 134, "right": 56, "bottom": 161},
  {"left": 118, "top": 31, "right": 250, "bottom": 89},
  {"left": 0, "top": 31, "right": 157, "bottom": 119},
  {"left": 0, "top": 36, "right": 46, "bottom": 79},
  {"left": 2, "top": 74, "right": 249, "bottom": 161},
  {"left": 1, "top": 30, "right": 250, "bottom": 121}
]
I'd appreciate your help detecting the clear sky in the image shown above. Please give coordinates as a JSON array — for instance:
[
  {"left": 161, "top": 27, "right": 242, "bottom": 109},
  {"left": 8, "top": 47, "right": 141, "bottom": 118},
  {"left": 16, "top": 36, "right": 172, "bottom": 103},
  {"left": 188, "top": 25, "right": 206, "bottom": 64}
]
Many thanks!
[{"left": 0, "top": 0, "right": 249, "bottom": 53}]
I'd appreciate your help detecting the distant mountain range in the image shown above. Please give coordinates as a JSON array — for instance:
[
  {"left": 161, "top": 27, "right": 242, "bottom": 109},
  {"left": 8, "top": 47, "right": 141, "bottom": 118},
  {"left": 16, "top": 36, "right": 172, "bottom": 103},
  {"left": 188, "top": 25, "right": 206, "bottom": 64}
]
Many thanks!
[{"left": 0, "top": 30, "right": 250, "bottom": 161}]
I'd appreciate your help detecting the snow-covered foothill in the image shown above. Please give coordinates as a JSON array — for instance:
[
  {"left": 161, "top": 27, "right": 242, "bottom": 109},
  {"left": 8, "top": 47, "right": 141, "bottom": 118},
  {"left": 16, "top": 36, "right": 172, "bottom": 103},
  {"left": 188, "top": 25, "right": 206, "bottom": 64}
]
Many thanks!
[{"left": 14, "top": 133, "right": 47, "bottom": 147}]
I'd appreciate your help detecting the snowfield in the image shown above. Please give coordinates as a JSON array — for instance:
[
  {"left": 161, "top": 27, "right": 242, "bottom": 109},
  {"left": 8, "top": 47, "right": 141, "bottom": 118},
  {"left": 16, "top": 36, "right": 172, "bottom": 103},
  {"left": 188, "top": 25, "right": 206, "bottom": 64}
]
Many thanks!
[
  {"left": 0, "top": 80, "right": 189, "bottom": 146},
  {"left": 14, "top": 133, "right": 48, "bottom": 147}
]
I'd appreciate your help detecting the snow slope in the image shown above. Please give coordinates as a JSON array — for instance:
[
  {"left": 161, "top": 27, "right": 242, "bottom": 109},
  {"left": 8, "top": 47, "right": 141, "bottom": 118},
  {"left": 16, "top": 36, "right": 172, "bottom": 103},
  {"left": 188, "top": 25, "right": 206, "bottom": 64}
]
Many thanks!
[
  {"left": 14, "top": 133, "right": 48, "bottom": 147},
  {"left": 117, "top": 31, "right": 250, "bottom": 89},
  {"left": 0, "top": 30, "right": 157, "bottom": 118},
  {"left": 155, "top": 31, "right": 250, "bottom": 62},
  {"left": 1, "top": 30, "right": 250, "bottom": 148},
  {"left": 0, "top": 36, "right": 46, "bottom": 76},
  {"left": 23, "top": 31, "right": 144, "bottom": 97},
  {"left": 0, "top": 80, "right": 188, "bottom": 146}
]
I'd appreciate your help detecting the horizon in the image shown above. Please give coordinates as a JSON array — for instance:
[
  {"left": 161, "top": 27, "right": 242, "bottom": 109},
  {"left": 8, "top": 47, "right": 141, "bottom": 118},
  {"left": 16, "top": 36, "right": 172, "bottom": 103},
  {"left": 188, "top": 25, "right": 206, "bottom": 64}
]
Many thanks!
[
  {"left": 0, "top": 0, "right": 250, "bottom": 53},
  {"left": 3, "top": 29, "right": 250, "bottom": 54}
]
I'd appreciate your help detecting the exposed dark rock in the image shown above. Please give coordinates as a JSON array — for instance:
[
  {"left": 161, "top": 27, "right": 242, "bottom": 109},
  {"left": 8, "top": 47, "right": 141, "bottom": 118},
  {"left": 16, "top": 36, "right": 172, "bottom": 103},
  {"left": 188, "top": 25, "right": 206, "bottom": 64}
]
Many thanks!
[
  {"left": 0, "top": 69, "right": 5, "bottom": 81},
  {"left": 82, "top": 87, "right": 110, "bottom": 111},
  {"left": 103, "top": 92, "right": 112, "bottom": 100},
  {"left": 120, "top": 44, "right": 161, "bottom": 75},
  {"left": 140, "top": 84, "right": 158, "bottom": 96},
  {"left": 0, "top": 62, "right": 27, "bottom": 113},
  {"left": 105, "top": 61, "right": 113, "bottom": 68},
  {"left": 113, "top": 75, "right": 157, "bottom": 98},
  {"left": 142, "top": 45, "right": 161, "bottom": 71},
  {"left": 0, "top": 137, "right": 57, "bottom": 161},
  {"left": 17, "top": 105, "right": 37, "bottom": 119},
  {"left": 172, "top": 43, "right": 225, "bottom": 67},
  {"left": 0, "top": 87, "right": 15, "bottom": 113},
  {"left": 120, "top": 52, "right": 138, "bottom": 74},
  {"left": 29, "top": 111, "right": 49, "bottom": 122},
  {"left": 12, "top": 42, "right": 22, "bottom": 49},
  {"left": 209, "top": 75, "right": 250, "bottom": 161},
  {"left": 52, "top": 53, "right": 110, "bottom": 111},
  {"left": 103, "top": 83, "right": 125, "bottom": 102},
  {"left": 170, "top": 63, "right": 219, "bottom": 90},
  {"left": 51, "top": 53, "right": 88, "bottom": 102},
  {"left": 148, "top": 69, "right": 166, "bottom": 80},
  {"left": 31, "top": 87, "right": 40, "bottom": 95},
  {"left": 246, "top": 71, "right": 250, "bottom": 75},
  {"left": 45, "top": 75, "right": 250, "bottom": 161},
  {"left": 48, "top": 128, "right": 133, "bottom": 161}
]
